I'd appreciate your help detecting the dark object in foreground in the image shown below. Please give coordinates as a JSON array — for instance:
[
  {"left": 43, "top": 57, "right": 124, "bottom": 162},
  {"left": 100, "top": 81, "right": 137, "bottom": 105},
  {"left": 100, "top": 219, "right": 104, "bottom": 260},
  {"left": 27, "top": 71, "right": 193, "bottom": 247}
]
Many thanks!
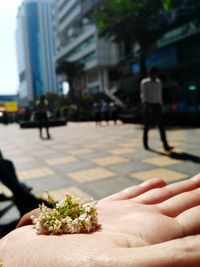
[
  {"left": 0, "top": 193, "right": 13, "bottom": 202},
  {"left": 0, "top": 155, "right": 52, "bottom": 216}
]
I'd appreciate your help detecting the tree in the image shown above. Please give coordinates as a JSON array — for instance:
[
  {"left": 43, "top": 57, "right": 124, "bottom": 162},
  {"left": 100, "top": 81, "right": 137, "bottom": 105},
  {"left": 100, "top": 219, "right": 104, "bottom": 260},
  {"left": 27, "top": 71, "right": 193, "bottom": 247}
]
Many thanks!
[
  {"left": 56, "top": 61, "right": 84, "bottom": 103},
  {"left": 95, "top": 0, "right": 171, "bottom": 78},
  {"left": 163, "top": 0, "right": 200, "bottom": 26}
]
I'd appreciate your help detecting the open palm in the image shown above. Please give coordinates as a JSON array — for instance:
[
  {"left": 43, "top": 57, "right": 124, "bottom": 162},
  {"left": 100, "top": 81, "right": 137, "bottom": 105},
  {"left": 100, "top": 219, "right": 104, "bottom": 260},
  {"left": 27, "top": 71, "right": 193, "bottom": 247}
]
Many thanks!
[
  {"left": 98, "top": 175, "right": 200, "bottom": 246},
  {"left": 1, "top": 175, "right": 200, "bottom": 267}
]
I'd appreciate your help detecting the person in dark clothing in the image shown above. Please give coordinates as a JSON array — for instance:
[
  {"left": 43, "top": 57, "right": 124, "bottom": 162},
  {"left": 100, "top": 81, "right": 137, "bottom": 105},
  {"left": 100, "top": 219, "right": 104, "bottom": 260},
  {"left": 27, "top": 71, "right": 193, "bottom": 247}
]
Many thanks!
[
  {"left": 93, "top": 102, "right": 101, "bottom": 125},
  {"left": 35, "top": 95, "right": 51, "bottom": 139},
  {"left": 140, "top": 66, "right": 174, "bottom": 151},
  {"left": 101, "top": 101, "right": 110, "bottom": 125},
  {"left": 110, "top": 102, "right": 119, "bottom": 125},
  {"left": 0, "top": 152, "right": 49, "bottom": 216}
]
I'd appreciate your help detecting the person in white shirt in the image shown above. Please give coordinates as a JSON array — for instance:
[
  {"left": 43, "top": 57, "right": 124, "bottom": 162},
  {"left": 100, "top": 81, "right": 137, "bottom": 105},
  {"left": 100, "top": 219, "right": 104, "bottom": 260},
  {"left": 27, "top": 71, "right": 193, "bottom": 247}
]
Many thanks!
[{"left": 140, "top": 66, "right": 173, "bottom": 151}]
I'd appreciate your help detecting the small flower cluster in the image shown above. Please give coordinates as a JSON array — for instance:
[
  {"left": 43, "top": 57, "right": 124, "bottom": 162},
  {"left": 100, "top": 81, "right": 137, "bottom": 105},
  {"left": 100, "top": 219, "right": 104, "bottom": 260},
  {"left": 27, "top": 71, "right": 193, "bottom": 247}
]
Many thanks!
[{"left": 31, "top": 193, "right": 100, "bottom": 235}]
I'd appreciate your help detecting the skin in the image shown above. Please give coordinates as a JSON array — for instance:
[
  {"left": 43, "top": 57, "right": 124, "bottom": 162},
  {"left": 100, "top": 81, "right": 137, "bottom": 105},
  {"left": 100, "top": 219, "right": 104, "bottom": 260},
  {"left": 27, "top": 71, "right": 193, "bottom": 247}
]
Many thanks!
[{"left": 1, "top": 175, "right": 200, "bottom": 266}]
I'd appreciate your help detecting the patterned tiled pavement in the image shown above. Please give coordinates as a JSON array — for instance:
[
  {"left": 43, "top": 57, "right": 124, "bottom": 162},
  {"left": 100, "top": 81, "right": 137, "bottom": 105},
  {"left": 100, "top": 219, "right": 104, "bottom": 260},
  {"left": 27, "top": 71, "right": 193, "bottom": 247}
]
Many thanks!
[{"left": 1, "top": 121, "right": 200, "bottom": 225}]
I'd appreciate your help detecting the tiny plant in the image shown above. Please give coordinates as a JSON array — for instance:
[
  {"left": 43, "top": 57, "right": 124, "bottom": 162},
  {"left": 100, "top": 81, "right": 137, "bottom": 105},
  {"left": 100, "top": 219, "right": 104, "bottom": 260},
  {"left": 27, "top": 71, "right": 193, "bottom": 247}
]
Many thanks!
[{"left": 31, "top": 193, "right": 100, "bottom": 235}]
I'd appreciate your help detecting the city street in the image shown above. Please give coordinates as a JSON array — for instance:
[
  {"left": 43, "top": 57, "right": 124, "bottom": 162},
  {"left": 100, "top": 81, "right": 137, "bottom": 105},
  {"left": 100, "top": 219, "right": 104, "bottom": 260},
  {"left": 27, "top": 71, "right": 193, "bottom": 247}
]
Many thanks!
[{"left": 1, "top": 121, "right": 200, "bottom": 226}]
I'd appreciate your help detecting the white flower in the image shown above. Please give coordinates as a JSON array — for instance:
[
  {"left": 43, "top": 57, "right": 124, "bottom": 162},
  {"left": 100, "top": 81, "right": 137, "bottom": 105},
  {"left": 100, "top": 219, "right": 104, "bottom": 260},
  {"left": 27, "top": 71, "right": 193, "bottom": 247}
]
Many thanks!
[{"left": 31, "top": 193, "right": 100, "bottom": 235}]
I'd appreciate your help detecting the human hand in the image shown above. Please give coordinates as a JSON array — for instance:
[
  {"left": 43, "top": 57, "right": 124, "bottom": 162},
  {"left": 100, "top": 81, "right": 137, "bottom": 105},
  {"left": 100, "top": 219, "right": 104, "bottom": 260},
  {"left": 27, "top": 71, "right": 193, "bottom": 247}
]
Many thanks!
[{"left": 1, "top": 175, "right": 200, "bottom": 266}]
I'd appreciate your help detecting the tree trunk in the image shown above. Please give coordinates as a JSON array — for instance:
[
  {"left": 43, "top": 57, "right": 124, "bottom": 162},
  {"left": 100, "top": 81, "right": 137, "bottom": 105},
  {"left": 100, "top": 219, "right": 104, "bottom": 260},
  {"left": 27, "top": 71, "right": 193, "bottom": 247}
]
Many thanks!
[{"left": 139, "top": 48, "right": 147, "bottom": 80}]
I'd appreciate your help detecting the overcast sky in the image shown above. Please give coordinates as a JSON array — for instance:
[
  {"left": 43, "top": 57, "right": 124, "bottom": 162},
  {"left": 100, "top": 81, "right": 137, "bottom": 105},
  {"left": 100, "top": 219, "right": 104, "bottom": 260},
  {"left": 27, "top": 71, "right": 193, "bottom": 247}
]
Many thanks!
[{"left": 0, "top": 0, "right": 22, "bottom": 95}]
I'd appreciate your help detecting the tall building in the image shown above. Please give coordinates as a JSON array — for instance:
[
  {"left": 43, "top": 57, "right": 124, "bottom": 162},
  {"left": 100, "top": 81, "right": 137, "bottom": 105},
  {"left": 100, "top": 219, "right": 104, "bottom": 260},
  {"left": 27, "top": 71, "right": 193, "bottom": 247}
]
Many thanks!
[
  {"left": 16, "top": 0, "right": 58, "bottom": 105},
  {"left": 52, "top": 0, "right": 119, "bottom": 95}
]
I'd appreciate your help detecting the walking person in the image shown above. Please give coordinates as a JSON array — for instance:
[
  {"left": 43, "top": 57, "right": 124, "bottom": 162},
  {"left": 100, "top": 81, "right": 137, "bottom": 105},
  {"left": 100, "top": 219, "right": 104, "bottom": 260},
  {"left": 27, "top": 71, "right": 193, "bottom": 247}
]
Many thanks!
[
  {"left": 109, "top": 102, "right": 118, "bottom": 125},
  {"left": 93, "top": 101, "right": 101, "bottom": 126},
  {"left": 140, "top": 66, "right": 173, "bottom": 151},
  {"left": 101, "top": 100, "right": 109, "bottom": 125},
  {"left": 35, "top": 95, "right": 51, "bottom": 139}
]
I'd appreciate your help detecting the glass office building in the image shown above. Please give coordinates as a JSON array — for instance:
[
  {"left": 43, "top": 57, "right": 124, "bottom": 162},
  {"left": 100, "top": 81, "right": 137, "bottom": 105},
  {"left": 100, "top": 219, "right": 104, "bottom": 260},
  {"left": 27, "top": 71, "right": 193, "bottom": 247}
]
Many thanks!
[
  {"left": 52, "top": 0, "right": 119, "bottom": 95},
  {"left": 16, "top": 0, "right": 57, "bottom": 105}
]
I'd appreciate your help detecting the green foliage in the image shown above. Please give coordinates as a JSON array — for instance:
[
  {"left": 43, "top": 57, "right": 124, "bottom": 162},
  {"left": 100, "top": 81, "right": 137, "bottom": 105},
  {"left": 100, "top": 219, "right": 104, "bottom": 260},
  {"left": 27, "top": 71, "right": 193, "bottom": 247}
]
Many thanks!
[
  {"left": 80, "top": 93, "right": 94, "bottom": 109},
  {"left": 61, "top": 104, "right": 78, "bottom": 120},
  {"left": 163, "top": 0, "right": 200, "bottom": 25},
  {"left": 56, "top": 61, "right": 85, "bottom": 103},
  {"left": 45, "top": 93, "right": 60, "bottom": 111},
  {"left": 126, "top": 105, "right": 141, "bottom": 116},
  {"left": 56, "top": 61, "right": 84, "bottom": 85},
  {"left": 95, "top": 0, "right": 169, "bottom": 76},
  {"left": 96, "top": 0, "right": 168, "bottom": 45},
  {"left": 96, "top": 0, "right": 140, "bottom": 38},
  {"left": 162, "top": 0, "right": 175, "bottom": 11}
]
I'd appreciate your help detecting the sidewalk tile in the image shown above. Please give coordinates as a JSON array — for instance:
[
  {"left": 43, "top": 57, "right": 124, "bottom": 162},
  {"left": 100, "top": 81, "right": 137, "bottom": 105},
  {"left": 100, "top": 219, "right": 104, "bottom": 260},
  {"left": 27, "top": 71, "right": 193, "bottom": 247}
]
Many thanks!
[
  {"left": 0, "top": 185, "right": 12, "bottom": 196},
  {"left": 131, "top": 168, "right": 187, "bottom": 182},
  {"left": 84, "top": 144, "right": 105, "bottom": 149},
  {"left": 1, "top": 123, "right": 200, "bottom": 228},
  {"left": 68, "top": 167, "right": 115, "bottom": 182},
  {"left": 143, "top": 156, "right": 184, "bottom": 166},
  {"left": 168, "top": 162, "right": 200, "bottom": 176},
  {"left": 109, "top": 147, "right": 135, "bottom": 155},
  {"left": 92, "top": 155, "right": 129, "bottom": 166},
  {"left": 108, "top": 160, "right": 154, "bottom": 174},
  {"left": 17, "top": 167, "right": 54, "bottom": 180},
  {"left": 86, "top": 177, "right": 139, "bottom": 199},
  {"left": 69, "top": 148, "right": 94, "bottom": 155},
  {"left": 46, "top": 156, "right": 78, "bottom": 166},
  {"left": 11, "top": 156, "right": 33, "bottom": 163}
]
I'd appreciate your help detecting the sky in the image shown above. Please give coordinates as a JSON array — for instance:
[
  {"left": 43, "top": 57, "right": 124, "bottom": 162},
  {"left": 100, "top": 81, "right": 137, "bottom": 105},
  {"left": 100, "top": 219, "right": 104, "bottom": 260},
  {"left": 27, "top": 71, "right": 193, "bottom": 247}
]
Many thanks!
[{"left": 0, "top": 0, "right": 22, "bottom": 95}]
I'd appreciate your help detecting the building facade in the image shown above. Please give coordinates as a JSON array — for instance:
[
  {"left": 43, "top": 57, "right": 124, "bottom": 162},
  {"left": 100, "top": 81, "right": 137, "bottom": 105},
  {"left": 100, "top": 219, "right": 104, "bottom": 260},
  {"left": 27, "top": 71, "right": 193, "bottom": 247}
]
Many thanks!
[
  {"left": 155, "top": 22, "right": 200, "bottom": 109},
  {"left": 16, "top": 0, "right": 58, "bottom": 106},
  {"left": 130, "top": 21, "right": 200, "bottom": 109},
  {"left": 52, "top": 0, "right": 119, "bottom": 95}
]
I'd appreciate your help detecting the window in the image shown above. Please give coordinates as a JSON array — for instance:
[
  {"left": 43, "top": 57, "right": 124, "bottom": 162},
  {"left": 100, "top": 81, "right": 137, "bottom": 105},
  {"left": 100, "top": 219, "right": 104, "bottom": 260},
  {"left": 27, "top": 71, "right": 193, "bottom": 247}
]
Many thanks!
[{"left": 65, "top": 35, "right": 95, "bottom": 58}]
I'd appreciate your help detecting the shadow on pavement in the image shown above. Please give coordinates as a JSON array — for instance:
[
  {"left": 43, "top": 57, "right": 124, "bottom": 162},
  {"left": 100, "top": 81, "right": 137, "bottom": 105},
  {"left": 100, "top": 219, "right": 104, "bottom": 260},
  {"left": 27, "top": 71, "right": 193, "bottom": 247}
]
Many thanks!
[{"left": 150, "top": 149, "right": 200, "bottom": 164}]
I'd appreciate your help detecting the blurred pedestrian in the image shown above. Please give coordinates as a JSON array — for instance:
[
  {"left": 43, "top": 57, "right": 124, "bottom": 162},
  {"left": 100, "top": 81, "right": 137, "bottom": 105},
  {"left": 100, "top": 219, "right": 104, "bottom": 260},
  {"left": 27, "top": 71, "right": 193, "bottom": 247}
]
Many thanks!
[
  {"left": 101, "top": 100, "right": 109, "bottom": 125},
  {"left": 93, "top": 102, "right": 101, "bottom": 126},
  {"left": 24, "top": 106, "right": 31, "bottom": 121},
  {"left": 35, "top": 95, "right": 51, "bottom": 139},
  {"left": 109, "top": 102, "right": 118, "bottom": 125},
  {"left": 140, "top": 66, "right": 173, "bottom": 151},
  {"left": 2, "top": 112, "right": 9, "bottom": 125}
]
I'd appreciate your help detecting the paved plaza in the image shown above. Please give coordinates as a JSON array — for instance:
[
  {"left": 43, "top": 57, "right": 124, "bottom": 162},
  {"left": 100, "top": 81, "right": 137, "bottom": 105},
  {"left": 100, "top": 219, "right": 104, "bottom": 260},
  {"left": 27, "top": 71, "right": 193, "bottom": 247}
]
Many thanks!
[{"left": 1, "top": 121, "right": 200, "bottom": 226}]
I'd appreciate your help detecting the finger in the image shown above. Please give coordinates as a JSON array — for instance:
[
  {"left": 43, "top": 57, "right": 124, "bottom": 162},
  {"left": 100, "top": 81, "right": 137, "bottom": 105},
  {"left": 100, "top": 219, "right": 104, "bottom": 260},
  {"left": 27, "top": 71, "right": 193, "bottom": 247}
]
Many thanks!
[
  {"left": 177, "top": 206, "right": 200, "bottom": 236},
  {"left": 16, "top": 209, "right": 40, "bottom": 228},
  {"left": 103, "top": 178, "right": 166, "bottom": 200},
  {"left": 95, "top": 235, "right": 200, "bottom": 267},
  {"left": 133, "top": 174, "right": 200, "bottom": 204},
  {"left": 158, "top": 189, "right": 200, "bottom": 217}
]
